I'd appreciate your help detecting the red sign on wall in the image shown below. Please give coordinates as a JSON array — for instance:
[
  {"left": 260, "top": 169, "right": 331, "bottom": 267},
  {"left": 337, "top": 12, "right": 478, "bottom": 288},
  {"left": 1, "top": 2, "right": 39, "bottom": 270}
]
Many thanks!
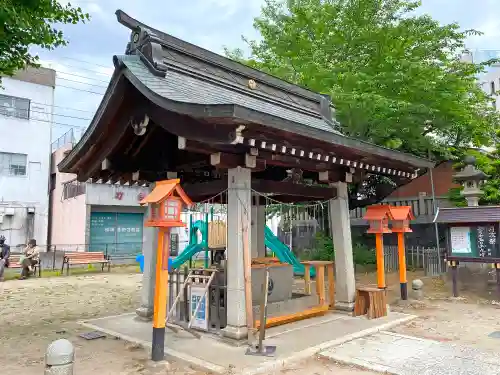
[
  {"left": 138, "top": 192, "right": 145, "bottom": 201},
  {"left": 115, "top": 191, "right": 124, "bottom": 200}
]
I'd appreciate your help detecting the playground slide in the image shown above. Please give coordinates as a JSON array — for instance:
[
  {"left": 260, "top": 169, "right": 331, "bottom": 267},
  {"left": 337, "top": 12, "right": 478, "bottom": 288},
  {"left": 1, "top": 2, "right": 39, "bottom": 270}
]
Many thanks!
[
  {"left": 171, "top": 243, "right": 206, "bottom": 269},
  {"left": 264, "top": 226, "right": 315, "bottom": 277}
]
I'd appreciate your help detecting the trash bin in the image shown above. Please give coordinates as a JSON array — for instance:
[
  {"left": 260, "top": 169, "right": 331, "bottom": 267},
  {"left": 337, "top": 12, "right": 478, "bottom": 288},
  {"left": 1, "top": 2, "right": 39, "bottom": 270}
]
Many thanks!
[{"left": 136, "top": 254, "right": 144, "bottom": 273}]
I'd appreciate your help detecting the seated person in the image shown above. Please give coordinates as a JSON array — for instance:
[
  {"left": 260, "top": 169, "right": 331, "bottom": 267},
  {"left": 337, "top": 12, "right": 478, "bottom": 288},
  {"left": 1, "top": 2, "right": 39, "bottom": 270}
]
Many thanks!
[{"left": 20, "top": 239, "right": 39, "bottom": 279}]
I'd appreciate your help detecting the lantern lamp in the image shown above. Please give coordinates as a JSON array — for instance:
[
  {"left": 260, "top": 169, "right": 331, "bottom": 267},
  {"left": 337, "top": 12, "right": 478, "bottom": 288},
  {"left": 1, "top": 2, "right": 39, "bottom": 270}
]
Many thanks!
[
  {"left": 140, "top": 179, "right": 193, "bottom": 228},
  {"left": 139, "top": 178, "right": 193, "bottom": 362},
  {"left": 363, "top": 205, "right": 393, "bottom": 234},
  {"left": 389, "top": 206, "right": 415, "bottom": 233}
]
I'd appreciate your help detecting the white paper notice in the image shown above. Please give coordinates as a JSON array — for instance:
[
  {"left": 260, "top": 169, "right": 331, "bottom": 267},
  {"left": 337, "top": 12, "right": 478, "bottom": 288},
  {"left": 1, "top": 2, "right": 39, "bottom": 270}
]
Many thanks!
[{"left": 450, "top": 226, "right": 472, "bottom": 254}]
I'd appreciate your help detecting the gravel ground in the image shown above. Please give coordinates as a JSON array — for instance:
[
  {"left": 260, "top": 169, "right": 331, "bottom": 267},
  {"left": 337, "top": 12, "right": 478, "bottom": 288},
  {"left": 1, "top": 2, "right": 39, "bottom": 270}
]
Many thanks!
[
  {"left": 4, "top": 268, "right": 496, "bottom": 374},
  {"left": 0, "top": 270, "right": 375, "bottom": 375}
]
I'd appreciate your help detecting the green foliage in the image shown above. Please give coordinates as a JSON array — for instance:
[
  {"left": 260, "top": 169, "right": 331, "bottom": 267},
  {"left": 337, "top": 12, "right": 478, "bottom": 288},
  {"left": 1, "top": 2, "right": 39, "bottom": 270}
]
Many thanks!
[
  {"left": 352, "top": 243, "right": 376, "bottom": 265},
  {"left": 449, "top": 145, "right": 500, "bottom": 206},
  {"left": 302, "top": 231, "right": 335, "bottom": 261},
  {"left": 226, "top": 0, "right": 500, "bottom": 158},
  {"left": 0, "top": 0, "right": 89, "bottom": 78},
  {"left": 302, "top": 231, "right": 376, "bottom": 265}
]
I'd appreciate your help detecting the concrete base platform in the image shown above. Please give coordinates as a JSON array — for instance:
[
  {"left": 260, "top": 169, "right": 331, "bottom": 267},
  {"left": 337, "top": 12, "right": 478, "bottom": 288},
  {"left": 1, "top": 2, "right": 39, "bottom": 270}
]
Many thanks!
[
  {"left": 320, "top": 331, "right": 500, "bottom": 375},
  {"left": 80, "top": 311, "right": 415, "bottom": 375}
]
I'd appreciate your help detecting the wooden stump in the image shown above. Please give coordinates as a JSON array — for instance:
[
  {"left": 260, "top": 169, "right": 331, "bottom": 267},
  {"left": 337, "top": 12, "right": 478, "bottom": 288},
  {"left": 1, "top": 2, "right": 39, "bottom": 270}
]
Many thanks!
[{"left": 353, "top": 287, "right": 387, "bottom": 319}]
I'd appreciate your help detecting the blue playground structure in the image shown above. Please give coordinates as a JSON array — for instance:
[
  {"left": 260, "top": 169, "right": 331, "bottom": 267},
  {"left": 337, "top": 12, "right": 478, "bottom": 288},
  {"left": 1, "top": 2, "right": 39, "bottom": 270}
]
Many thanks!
[{"left": 171, "top": 216, "right": 314, "bottom": 276}]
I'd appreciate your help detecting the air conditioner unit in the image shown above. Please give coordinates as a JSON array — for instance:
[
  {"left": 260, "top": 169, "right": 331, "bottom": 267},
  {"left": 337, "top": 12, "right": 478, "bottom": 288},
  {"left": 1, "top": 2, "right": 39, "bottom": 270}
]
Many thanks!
[{"left": 27, "top": 207, "right": 35, "bottom": 214}]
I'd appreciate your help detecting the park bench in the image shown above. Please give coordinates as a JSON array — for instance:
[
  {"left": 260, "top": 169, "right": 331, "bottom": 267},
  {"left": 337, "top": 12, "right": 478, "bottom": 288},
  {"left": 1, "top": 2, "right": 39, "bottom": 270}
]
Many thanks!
[
  {"left": 7, "top": 254, "right": 42, "bottom": 277},
  {"left": 62, "top": 252, "right": 110, "bottom": 275}
]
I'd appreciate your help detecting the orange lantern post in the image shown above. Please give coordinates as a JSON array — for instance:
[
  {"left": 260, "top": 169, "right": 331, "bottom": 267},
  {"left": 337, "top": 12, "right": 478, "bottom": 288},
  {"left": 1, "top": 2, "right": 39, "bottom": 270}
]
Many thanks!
[
  {"left": 363, "top": 205, "right": 393, "bottom": 289},
  {"left": 140, "top": 179, "right": 193, "bottom": 361},
  {"left": 389, "top": 206, "right": 415, "bottom": 300}
]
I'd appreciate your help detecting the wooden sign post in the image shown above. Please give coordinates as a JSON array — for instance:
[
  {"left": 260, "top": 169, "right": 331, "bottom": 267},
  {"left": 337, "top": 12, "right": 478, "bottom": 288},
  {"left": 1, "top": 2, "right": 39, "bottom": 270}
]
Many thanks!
[
  {"left": 140, "top": 179, "right": 193, "bottom": 362},
  {"left": 435, "top": 207, "right": 500, "bottom": 298},
  {"left": 389, "top": 206, "right": 415, "bottom": 300},
  {"left": 363, "top": 205, "right": 393, "bottom": 289}
]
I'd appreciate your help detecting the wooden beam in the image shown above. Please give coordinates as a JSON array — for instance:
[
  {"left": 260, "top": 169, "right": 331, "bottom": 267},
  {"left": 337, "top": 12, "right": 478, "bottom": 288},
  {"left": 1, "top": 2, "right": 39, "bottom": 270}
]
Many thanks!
[
  {"left": 101, "top": 158, "right": 112, "bottom": 171},
  {"left": 147, "top": 103, "right": 241, "bottom": 144},
  {"left": 255, "top": 305, "right": 328, "bottom": 329},
  {"left": 252, "top": 180, "right": 337, "bottom": 199},
  {"left": 210, "top": 152, "right": 266, "bottom": 171},
  {"left": 318, "top": 169, "right": 352, "bottom": 183}
]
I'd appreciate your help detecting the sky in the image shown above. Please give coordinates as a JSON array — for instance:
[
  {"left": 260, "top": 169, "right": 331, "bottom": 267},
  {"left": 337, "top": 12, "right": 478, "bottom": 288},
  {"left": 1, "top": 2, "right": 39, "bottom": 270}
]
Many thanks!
[{"left": 38, "top": 0, "right": 500, "bottom": 142}]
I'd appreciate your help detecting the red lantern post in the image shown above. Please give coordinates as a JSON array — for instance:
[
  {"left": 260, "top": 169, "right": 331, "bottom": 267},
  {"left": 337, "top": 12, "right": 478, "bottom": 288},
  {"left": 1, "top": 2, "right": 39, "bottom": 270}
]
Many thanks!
[
  {"left": 140, "top": 179, "right": 193, "bottom": 361},
  {"left": 389, "top": 206, "right": 415, "bottom": 300},
  {"left": 363, "top": 205, "right": 393, "bottom": 289}
]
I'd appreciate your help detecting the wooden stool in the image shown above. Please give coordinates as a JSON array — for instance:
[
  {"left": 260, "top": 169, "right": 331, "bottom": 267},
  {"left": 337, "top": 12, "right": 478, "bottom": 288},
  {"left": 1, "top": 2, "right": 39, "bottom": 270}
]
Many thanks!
[{"left": 353, "top": 286, "right": 387, "bottom": 319}]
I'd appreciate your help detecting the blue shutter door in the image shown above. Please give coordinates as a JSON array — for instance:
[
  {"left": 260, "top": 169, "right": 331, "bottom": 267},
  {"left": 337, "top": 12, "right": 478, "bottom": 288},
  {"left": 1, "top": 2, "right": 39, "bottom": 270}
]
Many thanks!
[
  {"left": 89, "top": 212, "right": 117, "bottom": 253},
  {"left": 116, "top": 212, "right": 143, "bottom": 254},
  {"left": 89, "top": 212, "right": 143, "bottom": 255}
]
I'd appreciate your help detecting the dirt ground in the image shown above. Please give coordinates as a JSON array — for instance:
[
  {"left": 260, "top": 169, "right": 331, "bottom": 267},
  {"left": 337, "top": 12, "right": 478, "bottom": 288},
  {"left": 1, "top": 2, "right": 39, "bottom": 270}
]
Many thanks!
[
  {"left": 0, "top": 269, "right": 375, "bottom": 375},
  {"left": 4, "top": 268, "right": 499, "bottom": 374},
  {"left": 357, "top": 270, "right": 500, "bottom": 351}
]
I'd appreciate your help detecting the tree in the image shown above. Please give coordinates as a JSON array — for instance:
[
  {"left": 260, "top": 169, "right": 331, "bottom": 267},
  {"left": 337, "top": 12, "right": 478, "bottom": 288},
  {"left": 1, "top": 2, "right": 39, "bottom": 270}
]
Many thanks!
[
  {"left": 226, "top": 0, "right": 500, "bottom": 208},
  {"left": 0, "top": 0, "right": 89, "bottom": 78},
  {"left": 448, "top": 144, "right": 500, "bottom": 206}
]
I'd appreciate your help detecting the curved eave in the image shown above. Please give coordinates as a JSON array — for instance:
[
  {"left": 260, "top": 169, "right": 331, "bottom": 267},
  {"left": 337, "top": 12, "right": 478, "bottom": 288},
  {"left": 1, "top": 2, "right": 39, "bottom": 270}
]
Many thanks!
[
  {"left": 59, "top": 61, "right": 434, "bottom": 175},
  {"left": 58, "top": 68, "right": 129, "bottom": 173},
  {"left": 120, "top": 67, "right": 433, "bottom": 170}
]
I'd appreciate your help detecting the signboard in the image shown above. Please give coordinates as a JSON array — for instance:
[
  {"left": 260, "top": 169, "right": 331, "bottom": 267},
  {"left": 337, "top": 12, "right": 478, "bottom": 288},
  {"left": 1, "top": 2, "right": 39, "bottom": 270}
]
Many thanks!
[
  {"left": 449, "top": 224, "right": 500, "bottom": 260},
  {"left": 450, "top": 226, "right": 472, "bottom": 255},
  {"left": 89, "top": 212, "right": 143, "bottom": 254},
  {"left": 189, "top": 285, "right": 208, "bottom": 331}
]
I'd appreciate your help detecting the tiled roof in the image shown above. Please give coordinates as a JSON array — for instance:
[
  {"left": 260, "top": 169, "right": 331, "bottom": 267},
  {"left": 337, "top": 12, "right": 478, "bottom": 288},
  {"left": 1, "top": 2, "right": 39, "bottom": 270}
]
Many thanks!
[
  {"left": 434, "top": 207, "right": 500, "bottom": 224},
  {"left": 117, "top": 55, "right": 339, "bottom": 135}
]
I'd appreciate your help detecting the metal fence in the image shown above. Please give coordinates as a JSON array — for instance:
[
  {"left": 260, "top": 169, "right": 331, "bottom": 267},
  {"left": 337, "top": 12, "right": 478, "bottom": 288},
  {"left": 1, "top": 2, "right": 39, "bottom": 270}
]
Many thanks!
[
  {"left": 167, "top": 267, "right": 226, "bottom": 333},
  {"left": 384, "top": 246, "right": 447, "bottom": 276}
]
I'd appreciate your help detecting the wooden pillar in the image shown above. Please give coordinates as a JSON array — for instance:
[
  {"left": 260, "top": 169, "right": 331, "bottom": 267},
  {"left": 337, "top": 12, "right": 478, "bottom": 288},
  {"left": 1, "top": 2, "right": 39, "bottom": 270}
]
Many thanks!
[
  {"left": 304, "top": 264, "right": 311, "bottom": 295},
  {"left": 397, "top": 232, "right": 408, "bottom": 300},
  {"left": 451, "top": 260, "right": 458, "bottom": 297},
  {"left": 327, "top": 263, "right": 335, "bottom": 309},
  {"left": 496, "top": 263, "right": 500, "bottom": 299},
  {"left": 375, "top": 233, "right": 386, "bottom": 289},
  {"left": 152, "top": 228, "right": 169, "bottom": 361},
  {"left": 316, "top": 265, "right": 326, "bottom": 305}
]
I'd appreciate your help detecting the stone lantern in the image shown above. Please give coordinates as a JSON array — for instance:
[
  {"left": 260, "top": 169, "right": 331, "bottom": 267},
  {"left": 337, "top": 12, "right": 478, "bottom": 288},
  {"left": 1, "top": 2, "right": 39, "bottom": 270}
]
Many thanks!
[{"left": 453, "top": 156, "right": 488, "bottom": 207}]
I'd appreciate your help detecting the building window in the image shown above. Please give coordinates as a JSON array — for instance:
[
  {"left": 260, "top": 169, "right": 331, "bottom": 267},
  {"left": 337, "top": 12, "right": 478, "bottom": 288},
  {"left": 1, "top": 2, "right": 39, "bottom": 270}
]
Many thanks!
[
  {"left": 0, "top": 152, "right": 27, "bottom": 176},
  {"left": 0, "top": 94, "right": 30, "bottom": 120},
  {"left": 491, "top": 81, "right": 496, "bottom": 95},
  {"left": 63, "top": 180, "right": 86, "bottom": 199}
]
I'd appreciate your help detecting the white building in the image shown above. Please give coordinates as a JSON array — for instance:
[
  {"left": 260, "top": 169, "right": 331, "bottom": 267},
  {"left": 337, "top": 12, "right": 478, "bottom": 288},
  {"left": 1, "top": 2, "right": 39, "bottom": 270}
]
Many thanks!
[
  {"left": 0, "top": 67, "right": 55, "bottom": 248},
  {"left": 480, "top": 65, "right": 500, "bottom": 111}
]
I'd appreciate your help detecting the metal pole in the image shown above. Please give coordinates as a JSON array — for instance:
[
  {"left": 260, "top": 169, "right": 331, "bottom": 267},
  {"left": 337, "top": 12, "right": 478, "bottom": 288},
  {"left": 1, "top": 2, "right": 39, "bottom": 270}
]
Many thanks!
[{"left": 428, "top": 152, "right": 440, "bottom": 252}]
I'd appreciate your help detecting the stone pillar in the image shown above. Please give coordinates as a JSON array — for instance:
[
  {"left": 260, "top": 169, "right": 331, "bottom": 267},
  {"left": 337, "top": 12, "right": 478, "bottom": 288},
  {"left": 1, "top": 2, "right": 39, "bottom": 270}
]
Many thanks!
[
  {"left": 329, "top": 181, "right": 356, "bottom": 310},
  {"left": 223, "top": 167, "right": 251, "bottom": 340},
  {"left": 251, "top": 201, "right": 266, "bottom": 259},
  {"left": 136, "top": 205, "right": 158, "bottom": 320}
]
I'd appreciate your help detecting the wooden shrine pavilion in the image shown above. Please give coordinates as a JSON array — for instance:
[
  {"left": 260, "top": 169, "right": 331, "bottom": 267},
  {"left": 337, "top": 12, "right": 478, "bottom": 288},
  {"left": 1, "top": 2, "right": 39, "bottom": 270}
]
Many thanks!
[{"left": 58, "top": 10, "right": 434, "bottom": 340}]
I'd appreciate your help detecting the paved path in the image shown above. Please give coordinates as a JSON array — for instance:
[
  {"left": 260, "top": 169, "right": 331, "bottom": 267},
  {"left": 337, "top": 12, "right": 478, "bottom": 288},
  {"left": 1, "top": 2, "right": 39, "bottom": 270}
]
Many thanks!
[{"left": 321, "top": 331, "right": 500, "bottom": 375}]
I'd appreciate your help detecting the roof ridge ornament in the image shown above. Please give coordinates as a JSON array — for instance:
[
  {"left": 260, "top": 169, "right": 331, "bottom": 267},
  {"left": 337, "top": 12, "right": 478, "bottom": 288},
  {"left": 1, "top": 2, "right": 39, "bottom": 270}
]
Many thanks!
[{"left": 117, "top": 10, "right": 167, "bottom": 78}]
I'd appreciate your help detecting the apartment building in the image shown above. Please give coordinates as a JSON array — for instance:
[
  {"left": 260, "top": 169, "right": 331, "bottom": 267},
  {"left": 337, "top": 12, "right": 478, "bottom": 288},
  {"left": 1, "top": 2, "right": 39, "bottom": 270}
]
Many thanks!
[{"left": 0, "top": 67, "right": 55, "bottom": 247}]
